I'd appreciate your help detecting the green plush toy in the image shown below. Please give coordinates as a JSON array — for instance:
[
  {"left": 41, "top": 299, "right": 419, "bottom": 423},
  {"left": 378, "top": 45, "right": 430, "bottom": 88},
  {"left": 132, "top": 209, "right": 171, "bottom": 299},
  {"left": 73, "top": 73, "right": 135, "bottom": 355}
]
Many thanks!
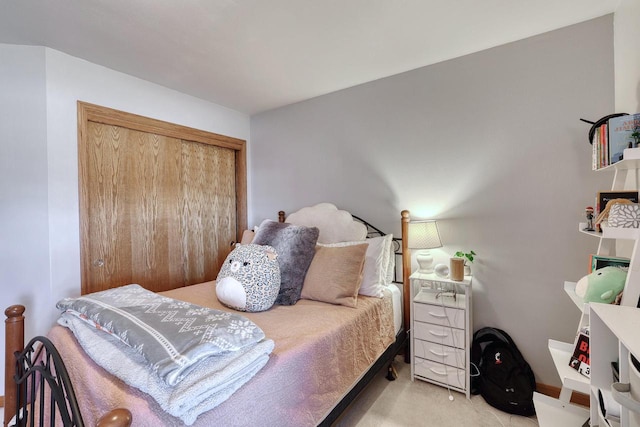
[{"left": 575, "top": 266, "right": 627, "bottom": 304}]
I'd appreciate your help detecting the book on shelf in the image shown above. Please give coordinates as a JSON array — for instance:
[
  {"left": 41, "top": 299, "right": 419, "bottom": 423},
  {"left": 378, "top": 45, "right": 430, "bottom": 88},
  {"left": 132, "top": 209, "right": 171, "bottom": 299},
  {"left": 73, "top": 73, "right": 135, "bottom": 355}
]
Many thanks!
[
  {"left": 590, "top": 113, "right": 640, "bottom": 169},
  {"left": 569, "top": 326, "right": 590, "bottom": 378},
  {"left": 592, "top": 125, "right": 598, "bottom": 170},
  {"left": 592, "top": 123, "right": 610, "bottom": 170},
  {"left": 602, "top": 123, "right": 608, "bottom": 167},
  {"left": 609, "top": 113, "right": 640, "bottom": 164}
]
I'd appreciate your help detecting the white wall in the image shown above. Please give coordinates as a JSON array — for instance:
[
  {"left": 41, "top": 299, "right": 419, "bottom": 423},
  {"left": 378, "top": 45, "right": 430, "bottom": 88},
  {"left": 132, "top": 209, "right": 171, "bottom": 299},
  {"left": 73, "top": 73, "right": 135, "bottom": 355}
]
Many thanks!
[
  {"left": 44, "top": 48, "right": 250, "bottom": 309},
  {"left": 614, "top": 0, "right": 640, "bottom": 112},
  {"left": 0, "top": 44, "right": 50, "bottom": 385},
  {"left": 1, "top": 44, "right": 250, "bottom": 387},
  {"left": 250, "top": 16, "right": 615, "bottom": 386}
]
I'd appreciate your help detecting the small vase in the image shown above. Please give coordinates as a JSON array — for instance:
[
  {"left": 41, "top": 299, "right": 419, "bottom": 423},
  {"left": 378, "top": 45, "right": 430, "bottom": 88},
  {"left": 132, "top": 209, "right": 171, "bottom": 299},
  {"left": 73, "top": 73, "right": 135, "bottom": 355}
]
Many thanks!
[
  {"left": 450, "top": 258, "right": 464, "bottom": 281},
  {"left": 464, "top": 264, "right": 471, "bottom": 276}
]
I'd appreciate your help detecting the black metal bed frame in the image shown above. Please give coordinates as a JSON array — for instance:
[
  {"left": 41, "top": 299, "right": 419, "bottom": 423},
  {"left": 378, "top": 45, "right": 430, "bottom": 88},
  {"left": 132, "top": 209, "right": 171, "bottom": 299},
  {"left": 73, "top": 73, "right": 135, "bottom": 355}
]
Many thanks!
[
  {"left": 351, "top": 214, "right": 403, "bottom": 283},
  {"left": 11, "top": 336, "right": 84, "bottom": 427}
]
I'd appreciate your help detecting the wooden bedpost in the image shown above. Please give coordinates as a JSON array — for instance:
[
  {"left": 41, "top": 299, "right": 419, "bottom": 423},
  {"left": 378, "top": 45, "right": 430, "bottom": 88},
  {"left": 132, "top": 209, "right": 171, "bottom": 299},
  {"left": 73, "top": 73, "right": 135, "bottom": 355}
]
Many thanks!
[
  {"left": 278, "top": 211, "right": 285, "bottom": 223},
  {"left": 401, "top": 210, "right": 411, "bottom": 364},
  {"left": 4, "top": 305, "right": 25, "bottom": 427}
]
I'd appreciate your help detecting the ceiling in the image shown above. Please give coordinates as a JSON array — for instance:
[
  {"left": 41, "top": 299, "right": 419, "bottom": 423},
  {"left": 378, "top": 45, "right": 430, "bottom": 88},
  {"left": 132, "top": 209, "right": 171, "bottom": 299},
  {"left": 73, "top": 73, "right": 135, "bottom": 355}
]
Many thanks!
[{"left": 0, "top": 0, "right": 620, "bottom": 115}]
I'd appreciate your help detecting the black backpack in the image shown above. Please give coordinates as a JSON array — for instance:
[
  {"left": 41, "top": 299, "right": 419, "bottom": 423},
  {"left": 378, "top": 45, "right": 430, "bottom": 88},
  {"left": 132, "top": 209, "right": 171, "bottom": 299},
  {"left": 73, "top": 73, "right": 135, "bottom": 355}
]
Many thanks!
[{"left": 471, "top": 327, "right": 536, "bottom": 416}]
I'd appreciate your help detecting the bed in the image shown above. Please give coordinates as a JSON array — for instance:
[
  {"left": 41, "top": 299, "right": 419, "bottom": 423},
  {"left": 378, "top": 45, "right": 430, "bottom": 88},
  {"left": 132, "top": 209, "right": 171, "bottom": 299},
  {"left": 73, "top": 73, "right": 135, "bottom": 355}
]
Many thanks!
[{"left": 4, "top": 204, "right": 415, "bottom": 427}]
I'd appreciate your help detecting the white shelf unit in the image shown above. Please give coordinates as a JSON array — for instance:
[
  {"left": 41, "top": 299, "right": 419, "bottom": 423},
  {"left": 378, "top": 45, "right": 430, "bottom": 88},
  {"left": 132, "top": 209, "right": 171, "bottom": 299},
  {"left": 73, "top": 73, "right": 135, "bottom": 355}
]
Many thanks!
[
  {"left": 589, "top": 157, "right": 640, "bottom": 309},
  {"left": 548, "top": 339, "right": 591, "bottom": 398},
  {"left": 536, "top": 151, "right": 640, "bottom": 426},
  {"left": 565, "top": 281, "right": 588, "bottom": 312},
  {"left": 590, "top": 303, "right": 640, "bottom": 426},
  {"left": 597, "top": 151, "right": 640, "bottom": 191},
  {"left": 540, "top": 285, "right": 591, "bottom": 407},
  {"left": 580, "top": 223, "right": 640, "bottom": 241}
]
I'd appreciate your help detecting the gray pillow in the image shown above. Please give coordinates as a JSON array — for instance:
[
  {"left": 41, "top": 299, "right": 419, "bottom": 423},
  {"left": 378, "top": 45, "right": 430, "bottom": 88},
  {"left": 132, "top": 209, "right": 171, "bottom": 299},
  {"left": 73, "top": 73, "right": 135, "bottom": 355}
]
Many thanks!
[{"left": 253, "top": 220, "right": 319, "bottom": 305}]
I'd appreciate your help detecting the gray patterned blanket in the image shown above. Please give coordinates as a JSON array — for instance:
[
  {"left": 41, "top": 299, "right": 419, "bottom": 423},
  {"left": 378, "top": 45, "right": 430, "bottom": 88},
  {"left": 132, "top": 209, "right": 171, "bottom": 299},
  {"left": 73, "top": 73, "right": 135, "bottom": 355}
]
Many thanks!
[
  {"left": 56, "top": 284, "right": 268, "bottom": 386},
  {"left": 57, "top": 313, "right": 274, "bottom": 425}
]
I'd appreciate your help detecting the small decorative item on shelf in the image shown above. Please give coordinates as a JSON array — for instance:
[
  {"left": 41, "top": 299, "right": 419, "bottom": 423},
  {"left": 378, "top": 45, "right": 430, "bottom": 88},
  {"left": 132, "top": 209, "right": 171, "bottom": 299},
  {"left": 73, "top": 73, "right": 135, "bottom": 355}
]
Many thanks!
[
  {"left": 450, "top": 257, "right": 464, "bottom": 281},
  {"left": 434, "top": 263, "right": 449, "bottom": 278},
  {"left": 633, "top": 128, "right": 640, "bottom": 148},
  {"left": 595, "top": 192, "right": 639, "bottom": 230},
  {"left": 584, "top": 206, "right": 595, "bottom": 231},
  {"left": 608, "top": 203, "right": 640, "bottom": 228},
  {"left": 575, "top": 266, "right": 627, "bottom": 304},
  {"left": 454, "top": 250, "right": 476, "bottom": 276}
]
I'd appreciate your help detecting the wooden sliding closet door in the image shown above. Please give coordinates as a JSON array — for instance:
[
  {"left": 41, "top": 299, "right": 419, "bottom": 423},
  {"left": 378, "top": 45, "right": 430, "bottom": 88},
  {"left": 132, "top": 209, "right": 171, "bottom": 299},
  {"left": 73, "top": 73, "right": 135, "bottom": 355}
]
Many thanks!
[
  {"left": 79, "top": 102, "right": 246, "bottom": 295},
  {"left": 180, "top": 140, "right": 237, "bottom": 285},
  {"left": 85, "top": 123, "right": 183, "bottom": 293}
]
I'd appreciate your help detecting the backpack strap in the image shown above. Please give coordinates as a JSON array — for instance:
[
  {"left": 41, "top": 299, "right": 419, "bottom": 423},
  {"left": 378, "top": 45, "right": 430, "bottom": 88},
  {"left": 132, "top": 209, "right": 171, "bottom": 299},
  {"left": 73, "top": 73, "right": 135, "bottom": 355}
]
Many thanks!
[{"left": 472, "top": 327, "right": 510, "bottom": 359}]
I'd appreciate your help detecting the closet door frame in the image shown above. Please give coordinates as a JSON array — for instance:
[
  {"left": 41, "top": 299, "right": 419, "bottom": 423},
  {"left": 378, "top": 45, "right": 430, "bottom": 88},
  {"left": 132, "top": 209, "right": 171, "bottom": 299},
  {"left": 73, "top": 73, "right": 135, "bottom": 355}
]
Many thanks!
[{"left": 77, "top": 101, "right": 247, "bottom": 294}]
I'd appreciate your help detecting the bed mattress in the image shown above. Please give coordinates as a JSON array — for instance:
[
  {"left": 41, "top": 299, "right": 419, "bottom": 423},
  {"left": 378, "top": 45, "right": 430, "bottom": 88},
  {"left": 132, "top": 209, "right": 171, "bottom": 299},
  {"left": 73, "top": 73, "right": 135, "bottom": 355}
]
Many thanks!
[{"left": 48, "top": 280, "right": 396, "bottom": 426}]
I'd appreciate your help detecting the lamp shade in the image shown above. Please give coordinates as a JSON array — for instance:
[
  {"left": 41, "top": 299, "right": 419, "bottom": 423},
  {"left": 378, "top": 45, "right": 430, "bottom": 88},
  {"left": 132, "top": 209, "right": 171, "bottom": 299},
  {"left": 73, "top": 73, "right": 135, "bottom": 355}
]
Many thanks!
[{"left": 407, "top": 220, "right": 442, "bottom": 249}]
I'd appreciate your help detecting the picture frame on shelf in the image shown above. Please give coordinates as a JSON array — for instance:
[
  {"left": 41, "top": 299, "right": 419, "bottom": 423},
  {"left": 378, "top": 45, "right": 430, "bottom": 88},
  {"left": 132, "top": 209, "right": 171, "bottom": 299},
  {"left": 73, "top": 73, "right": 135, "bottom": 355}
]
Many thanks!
[
  {"left": 589, "top": 254, "right": 630, "bottom": 273},
  {"left": 596, "top": 190, "right": 639, "bottom": 231},
  {"left": 597, "top": 191, "right": 639, "bottom": 215}
]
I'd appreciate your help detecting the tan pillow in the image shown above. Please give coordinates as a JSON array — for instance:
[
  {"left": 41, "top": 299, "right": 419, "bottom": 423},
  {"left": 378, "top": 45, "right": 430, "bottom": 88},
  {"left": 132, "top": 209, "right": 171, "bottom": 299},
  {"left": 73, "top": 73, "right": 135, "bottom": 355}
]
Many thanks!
[
  {"left": 301, "top": 243, "right": 368, "bottom": 308},
  {"left": 240, "top": 229, "right": 255, "bottom": 244}
]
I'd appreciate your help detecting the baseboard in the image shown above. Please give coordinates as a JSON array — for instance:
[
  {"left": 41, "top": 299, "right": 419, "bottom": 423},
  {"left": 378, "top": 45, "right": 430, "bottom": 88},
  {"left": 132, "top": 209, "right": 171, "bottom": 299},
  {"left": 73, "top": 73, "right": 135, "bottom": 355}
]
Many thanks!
[{"left": 536, "top": 382, "right": 590, "bottom": 407}]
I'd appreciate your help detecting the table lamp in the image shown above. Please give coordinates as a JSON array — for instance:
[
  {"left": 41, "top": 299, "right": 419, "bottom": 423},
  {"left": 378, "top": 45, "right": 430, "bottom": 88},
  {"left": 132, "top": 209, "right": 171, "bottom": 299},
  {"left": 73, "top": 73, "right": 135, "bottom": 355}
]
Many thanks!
[{"left": 407, "top": 220, "right": 442, "bottom": 274}]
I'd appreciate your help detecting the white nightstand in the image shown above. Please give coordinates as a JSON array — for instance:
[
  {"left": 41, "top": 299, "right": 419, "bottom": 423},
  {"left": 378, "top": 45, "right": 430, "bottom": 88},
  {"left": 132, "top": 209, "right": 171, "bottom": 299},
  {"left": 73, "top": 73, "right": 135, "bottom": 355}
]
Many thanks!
[{"left": 410, "top": 271, "right": 473, "bottom": 398}]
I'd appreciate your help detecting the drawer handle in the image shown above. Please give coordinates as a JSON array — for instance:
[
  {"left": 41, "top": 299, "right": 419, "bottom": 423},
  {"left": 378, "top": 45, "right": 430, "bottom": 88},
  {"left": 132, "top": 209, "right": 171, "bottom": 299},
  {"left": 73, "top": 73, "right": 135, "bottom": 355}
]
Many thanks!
[
  {"left": 429, "top": 367, "right": 448, "bottom": 376},
  {"left": 429, "top": 349, "right": 448, "bottom": 357},
  {"left": 429, "top": 330, "right": 449, "bottom": 338},
  {"left": 427, "top": 311, "right": 448, "bottom": 318}
]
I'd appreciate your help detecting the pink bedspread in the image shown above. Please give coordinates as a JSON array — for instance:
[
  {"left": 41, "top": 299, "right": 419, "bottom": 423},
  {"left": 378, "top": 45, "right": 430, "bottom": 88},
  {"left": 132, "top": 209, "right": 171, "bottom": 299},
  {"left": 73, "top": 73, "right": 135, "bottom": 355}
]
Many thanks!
[{"left": 49, "top": 281, "right": 395, "bottom": 426}]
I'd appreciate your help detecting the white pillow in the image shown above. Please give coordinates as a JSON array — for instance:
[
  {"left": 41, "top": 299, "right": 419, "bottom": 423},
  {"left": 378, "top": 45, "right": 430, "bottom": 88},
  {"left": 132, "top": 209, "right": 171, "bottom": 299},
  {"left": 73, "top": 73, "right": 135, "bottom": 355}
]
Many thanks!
[{"left": 318, "top": 234, "right": 392, "bottom": 297}]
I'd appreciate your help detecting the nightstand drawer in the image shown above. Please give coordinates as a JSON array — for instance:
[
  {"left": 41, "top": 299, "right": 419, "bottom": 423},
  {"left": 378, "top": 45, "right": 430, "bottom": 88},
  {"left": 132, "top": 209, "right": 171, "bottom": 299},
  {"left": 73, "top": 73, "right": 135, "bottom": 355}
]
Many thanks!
[
  {"left": 413, "top": 302, "right": 464, "bottom": 329},
  {"left": 413, "top": 322, "right": 465, "bottom": 349},
  {"left": 414, "top": 357, "right": 465, "bottom": 389},
  {"left": 414, "top": 339, "right": 465, "bottom": 369}
]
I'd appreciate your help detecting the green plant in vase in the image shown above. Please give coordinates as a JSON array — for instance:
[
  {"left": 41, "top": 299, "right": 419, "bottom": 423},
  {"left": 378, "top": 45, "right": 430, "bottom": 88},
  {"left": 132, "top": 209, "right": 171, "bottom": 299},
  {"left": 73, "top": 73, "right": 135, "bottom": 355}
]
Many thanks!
[
  {"left": 631, "top": 128, "right": 640, "bottom": 148},
  {"left": 454, "top": 250, "right": 476, "bottom": 276}
]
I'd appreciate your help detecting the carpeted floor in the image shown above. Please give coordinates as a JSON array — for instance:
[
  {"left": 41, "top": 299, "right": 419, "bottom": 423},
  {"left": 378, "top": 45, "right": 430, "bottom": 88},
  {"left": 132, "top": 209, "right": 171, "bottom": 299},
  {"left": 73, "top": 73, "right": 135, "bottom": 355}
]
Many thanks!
[
  {"left": 0, "top": 358, "right": 539, "bottom": 427},
  {"left": 333, "top": 356, "right": 539, "bottom": 427}
]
